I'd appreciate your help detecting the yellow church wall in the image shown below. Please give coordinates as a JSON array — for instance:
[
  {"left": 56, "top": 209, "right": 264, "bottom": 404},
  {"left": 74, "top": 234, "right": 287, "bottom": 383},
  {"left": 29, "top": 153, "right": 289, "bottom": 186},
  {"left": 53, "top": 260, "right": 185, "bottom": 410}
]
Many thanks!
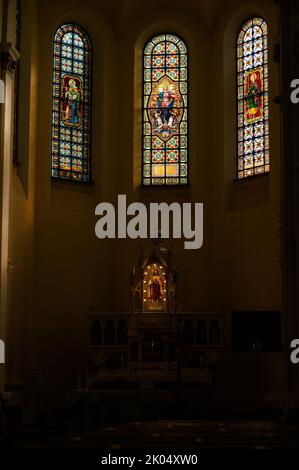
[
  {"left": 209, "top": 0, "right": 284, "bottom": 406},
  {"left": 1, "top": 0, "right": 38, "bottom": 390},
  {"left": 0, "top": 0, "right": 19, "bottom": 391},
  {"left": 212, "top": 0, "right": 282, "bottom": 311},
  {"left": 119, "top": 6, "right": 213, "bottom": 313},
  {"left": 6, "top": 0, "right": 16, "bottom": 42},
  {"left": 32, "top": 0, "right": 120, "bottom": 404},
  {"left": 2, "top": 0, "right": 284, "bottom": 408}
]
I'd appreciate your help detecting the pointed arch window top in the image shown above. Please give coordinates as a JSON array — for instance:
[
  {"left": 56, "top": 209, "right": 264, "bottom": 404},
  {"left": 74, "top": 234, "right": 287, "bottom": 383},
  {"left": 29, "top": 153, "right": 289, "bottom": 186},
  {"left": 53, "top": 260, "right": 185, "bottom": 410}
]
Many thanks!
[
  {"left": 52, "top": 24, "right": 91, "bottom": 182},
  {"left": 237, "top": 18, "right": 269, "bottom": 179},
  {"left": 143, "top": 33, "right": 188, "bottom": 186},
  {"left": 237, "top": 18, "right": 267, "bottom": 45}
]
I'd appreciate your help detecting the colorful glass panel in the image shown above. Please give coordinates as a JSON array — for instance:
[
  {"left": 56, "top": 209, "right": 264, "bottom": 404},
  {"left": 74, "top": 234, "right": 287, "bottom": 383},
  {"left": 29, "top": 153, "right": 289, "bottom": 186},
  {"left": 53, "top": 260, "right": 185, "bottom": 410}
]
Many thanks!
[
  {"left": 143, "top": 264, "right": 167, "bottom": 311},
  {"left": 143, "top": 34, "right": 188, "bottom": 186},
  {"left": 52, "top": 24, "right": 91, "bottom": 182},
  {"left": 237, "top": 18, "right": 269, "bottom": 179}
]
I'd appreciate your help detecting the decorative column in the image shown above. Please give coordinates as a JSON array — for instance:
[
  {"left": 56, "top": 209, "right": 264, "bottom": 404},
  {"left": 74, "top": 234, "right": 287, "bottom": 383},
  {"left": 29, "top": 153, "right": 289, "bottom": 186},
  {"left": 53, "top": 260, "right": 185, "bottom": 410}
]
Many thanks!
[
  {"left": 278, "top": 0, "right": 299, "bottom": 412},
  {"left": 0, "top": 43, "right": 19, "bottom": 391}
]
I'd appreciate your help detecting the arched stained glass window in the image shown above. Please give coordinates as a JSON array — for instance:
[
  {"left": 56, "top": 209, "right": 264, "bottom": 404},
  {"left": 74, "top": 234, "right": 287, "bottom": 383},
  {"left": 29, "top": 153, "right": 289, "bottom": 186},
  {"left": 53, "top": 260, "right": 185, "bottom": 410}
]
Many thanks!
[
  {"left": 237, "top": 18, "right": 269, "bottom": 179},
  {"left": 143, "top": 34, "right": 188, "bottom": 186},
  {"left": 52, "top": 24, "right": 91, "bottom": 182}
]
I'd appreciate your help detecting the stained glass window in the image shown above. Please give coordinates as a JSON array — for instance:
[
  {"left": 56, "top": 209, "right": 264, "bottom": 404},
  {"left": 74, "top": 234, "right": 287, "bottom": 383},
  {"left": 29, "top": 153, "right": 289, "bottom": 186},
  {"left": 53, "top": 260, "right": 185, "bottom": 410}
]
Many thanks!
[
  {"left": 52, "top": 24, "right": 91, "bottom": 182},
  {"left": 237, "top": 18, "right": 269, "bottom": 179},
  {"left": 143, "top": 264, "right": 167, "bottom": 311},
  {"left": 143, "top": 34, "right": 188, "bottom": 186}
]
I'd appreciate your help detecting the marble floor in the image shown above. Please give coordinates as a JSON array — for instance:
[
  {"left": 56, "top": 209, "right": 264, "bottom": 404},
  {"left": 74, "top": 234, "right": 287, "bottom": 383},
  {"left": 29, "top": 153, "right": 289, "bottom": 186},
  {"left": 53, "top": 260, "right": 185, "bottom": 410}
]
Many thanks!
[{"left": 9, "top": 420, "right": 299, "bottom": 449}]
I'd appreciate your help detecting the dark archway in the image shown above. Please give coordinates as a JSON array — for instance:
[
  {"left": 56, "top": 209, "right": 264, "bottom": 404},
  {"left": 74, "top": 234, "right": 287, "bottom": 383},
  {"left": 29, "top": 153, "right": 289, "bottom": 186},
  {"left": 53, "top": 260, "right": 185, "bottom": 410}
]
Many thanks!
[
  {"left": 196, "top": 320, "right": 207, "bottom": 345},
  {"left": 130, "top": 342, "right": 139, "bottom": 362},
  {"left": 209, "top": 320, "right": 221, "bottom": 345},
  {"left": 183, "top": 320, "right": 194, "bottom": 345},
  {"left": 91, "top": 320, "right": 102, "bottom": 345},
  {"left": 169, "top": 342, "right": 176, "bottom": 361},
  {"left": 104, "top": 320, "right": 115, "bottom": 345},
  {"left": 142, "top": 335, "right": 164, "bottom": 362},
  {"left": 117, "top": 320, "right": 128, "bottom": 345}
]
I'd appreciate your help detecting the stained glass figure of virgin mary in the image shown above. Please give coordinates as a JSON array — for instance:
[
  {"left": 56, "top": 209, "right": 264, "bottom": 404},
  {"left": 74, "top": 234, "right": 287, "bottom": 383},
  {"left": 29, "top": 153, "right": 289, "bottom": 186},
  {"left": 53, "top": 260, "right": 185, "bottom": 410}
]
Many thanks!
[{"left": 143, "top": 34, "right": 188, "bottom": 186}]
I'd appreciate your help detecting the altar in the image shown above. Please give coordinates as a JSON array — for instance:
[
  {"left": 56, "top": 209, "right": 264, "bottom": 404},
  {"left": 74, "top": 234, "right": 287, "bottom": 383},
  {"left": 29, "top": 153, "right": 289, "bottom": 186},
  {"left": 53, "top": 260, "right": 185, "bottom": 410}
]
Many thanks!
[{"left": 73, "top": 242, "right": 225, "bottom": 422}]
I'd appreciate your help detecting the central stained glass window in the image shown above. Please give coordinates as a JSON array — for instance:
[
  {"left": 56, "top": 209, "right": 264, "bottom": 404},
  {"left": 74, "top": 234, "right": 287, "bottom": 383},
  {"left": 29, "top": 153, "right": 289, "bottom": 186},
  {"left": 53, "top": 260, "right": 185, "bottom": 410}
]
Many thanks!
[
  {"left": 52, "top": 24, "right": 91, "bottom": 182},
  {"left": 143, "top": 34, "right": 188, "bottom": 186}
]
